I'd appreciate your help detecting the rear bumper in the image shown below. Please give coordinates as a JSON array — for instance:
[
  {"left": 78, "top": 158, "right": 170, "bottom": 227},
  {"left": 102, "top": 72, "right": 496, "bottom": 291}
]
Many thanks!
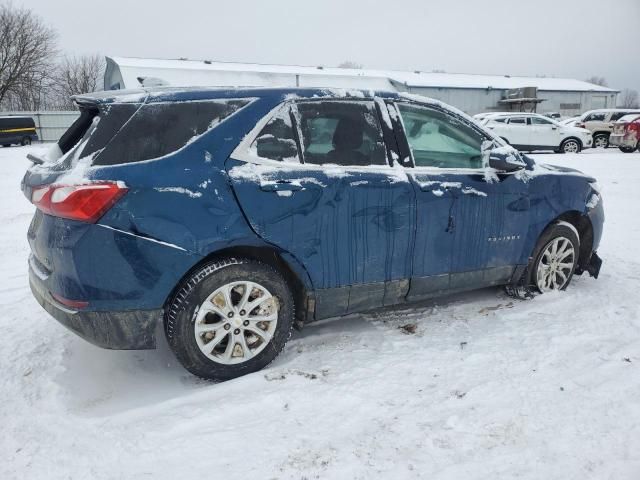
[
  {"left": 29, "top": 268, "right": 161, "bottom": 350},
  {"left": 609, "top": 133, "right": 637, "bottom": 148}
]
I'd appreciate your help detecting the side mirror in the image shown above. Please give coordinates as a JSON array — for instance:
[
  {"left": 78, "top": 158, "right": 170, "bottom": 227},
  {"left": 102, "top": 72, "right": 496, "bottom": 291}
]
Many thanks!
[
  {"left": 255, "top": 135, "right": 298, "bottom": 161},
  {"left": 488, "top": 152, "right": 525, "bottom": 172}
]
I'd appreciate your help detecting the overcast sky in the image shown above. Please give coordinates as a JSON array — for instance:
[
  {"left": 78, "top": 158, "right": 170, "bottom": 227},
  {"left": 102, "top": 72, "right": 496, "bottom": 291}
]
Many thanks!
[{"left": 15, "top": 0, "right": 640, "bottom": 91}]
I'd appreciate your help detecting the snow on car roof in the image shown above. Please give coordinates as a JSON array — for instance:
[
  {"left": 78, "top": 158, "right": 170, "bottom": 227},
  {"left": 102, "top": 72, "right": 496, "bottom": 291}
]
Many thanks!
[{"left": 107, "top": 57, "right": 619, "bottom": 93}]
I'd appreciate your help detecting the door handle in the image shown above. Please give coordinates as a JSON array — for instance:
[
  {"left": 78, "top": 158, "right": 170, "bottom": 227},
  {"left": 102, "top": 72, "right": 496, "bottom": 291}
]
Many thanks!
[{"left": 260, "top": 180, "right": 303, "bottom": 192}]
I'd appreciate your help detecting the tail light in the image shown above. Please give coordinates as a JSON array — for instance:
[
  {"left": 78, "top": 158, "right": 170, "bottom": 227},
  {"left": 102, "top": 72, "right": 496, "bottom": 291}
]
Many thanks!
[
  {"left": 31, "top": 182, "right": 128, "bottom": 223},
  {"left": 576, "top": 122, "right": 585, "bottom": 128}
]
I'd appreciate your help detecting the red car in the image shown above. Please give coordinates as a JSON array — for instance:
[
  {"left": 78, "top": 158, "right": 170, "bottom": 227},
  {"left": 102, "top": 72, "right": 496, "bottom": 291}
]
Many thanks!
[{"left": 609, "top": 114, "right": 640, "bottom": 153}]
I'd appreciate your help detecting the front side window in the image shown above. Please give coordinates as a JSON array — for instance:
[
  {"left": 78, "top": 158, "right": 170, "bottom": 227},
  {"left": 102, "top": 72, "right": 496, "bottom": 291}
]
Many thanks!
[
  {"left": 295, "top": 101, "right": 387, "bottom": 167},
  {"left": 93, "top": 99, "right": 250, "bottom": 166},
  {"left": 397, "top": 103, "right": 486, "bottom": 169}
]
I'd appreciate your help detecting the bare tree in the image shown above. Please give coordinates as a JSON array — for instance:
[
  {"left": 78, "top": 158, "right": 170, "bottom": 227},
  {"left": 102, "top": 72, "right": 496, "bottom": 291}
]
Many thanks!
[
  {"left": 618, "top": 88, "right": 640, "bottom": 109},
  {"left": 52, "top": 54, "right": 104, "bottom": 108},
  {"left": 0, "top": 3, "right": 57, "bottom": 107},
  {"left": 338, "top": 60, "right": 363, "bottom": 69},
  {"left": 585, "top": 76, "right": 608, "bottom": 87}
]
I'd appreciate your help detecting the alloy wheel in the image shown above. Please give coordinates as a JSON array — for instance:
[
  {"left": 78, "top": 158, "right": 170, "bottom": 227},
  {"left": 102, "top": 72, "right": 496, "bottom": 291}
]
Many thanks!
[
  {"left": 536, "top": 236, "right": 575, "bottom": 291},
  {"left": 593, "top": 135, "right": 608, "bottom": 148},
  {"left": 193, "top": 281, "right": 279, "bottom": 364},
  {"left": 563, "top": 140, "right": 579, "bottom": 153}
]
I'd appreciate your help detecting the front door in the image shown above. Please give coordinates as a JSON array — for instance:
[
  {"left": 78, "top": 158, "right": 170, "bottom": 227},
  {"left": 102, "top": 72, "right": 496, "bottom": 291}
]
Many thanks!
[
  {"left": 389, "top": 101, "right": 530, "bottom": 299},
  {"left": 226, "top": 98, "right": 415, "bottom": 318},
  {"left": 504, "top": 116, "right": 531, "bottom": 148},
  {"left": 529, "top": 115, "right": 561, "bottom": 148}
]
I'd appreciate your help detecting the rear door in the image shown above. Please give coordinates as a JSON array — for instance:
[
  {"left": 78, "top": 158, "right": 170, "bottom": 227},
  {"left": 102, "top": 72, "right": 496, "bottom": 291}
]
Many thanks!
[{"left": 226, "top": 98, "right": 415, "bottom": 318}]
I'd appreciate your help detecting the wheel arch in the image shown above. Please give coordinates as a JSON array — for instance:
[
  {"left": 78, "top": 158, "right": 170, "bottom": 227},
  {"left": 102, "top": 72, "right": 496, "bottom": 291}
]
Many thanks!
[
  {"left": 163, "top": 244, "right": 315, "bottom": 326},
  {"left": 561, "top": 136, "right": 583, "bottom": 149}
]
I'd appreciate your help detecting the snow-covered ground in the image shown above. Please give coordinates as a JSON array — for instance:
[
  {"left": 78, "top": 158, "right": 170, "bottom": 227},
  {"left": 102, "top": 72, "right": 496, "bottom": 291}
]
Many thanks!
[{"left": 1, "top": 145, "right": 639, "bottom": 479}]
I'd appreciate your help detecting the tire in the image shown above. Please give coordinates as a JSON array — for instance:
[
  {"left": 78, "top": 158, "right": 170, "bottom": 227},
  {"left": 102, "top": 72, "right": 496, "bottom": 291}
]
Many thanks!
[
  {"left": 21, "top": 137, "right": 31, "bottom": 146},
  {"left": 527, "top": 222, "right": 580, "bottom": 293},
  {"left": 560, "top": 138, "right": 581, "bottom": 154},
  {"left": 619, "top": 146, "right": 637, "bottom": 153},
  {"left": 2, "top": 144, "right": 10, "bottom": 148},
  {"left": 165, "top": 258, "right": 295, "bottom": 381},
  {"left": 593, "top": 133, "right": 609, "bottom": 149}
]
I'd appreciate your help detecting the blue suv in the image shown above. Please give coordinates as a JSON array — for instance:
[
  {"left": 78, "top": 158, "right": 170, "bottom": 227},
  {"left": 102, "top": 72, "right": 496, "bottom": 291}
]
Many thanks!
[{"left": 22, "top": 88, "right": 603, "bottom": 381}]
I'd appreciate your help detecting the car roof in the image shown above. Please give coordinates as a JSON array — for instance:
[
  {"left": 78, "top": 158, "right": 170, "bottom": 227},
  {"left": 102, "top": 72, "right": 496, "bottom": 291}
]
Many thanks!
[{"left": 73, "top": 86, "right": 405, "bottom": 106}]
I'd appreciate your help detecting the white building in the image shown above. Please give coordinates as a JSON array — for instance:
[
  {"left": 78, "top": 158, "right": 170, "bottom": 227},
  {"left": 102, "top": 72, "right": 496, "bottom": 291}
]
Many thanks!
[{"left": 105, "top": 56, "right": 618, "bottom": 117}]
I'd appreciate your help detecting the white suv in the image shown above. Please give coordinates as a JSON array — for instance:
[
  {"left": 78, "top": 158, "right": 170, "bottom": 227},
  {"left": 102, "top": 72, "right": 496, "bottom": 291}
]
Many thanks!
[{"left": 481, "top": 113, "right": 593, "bottom": 153}]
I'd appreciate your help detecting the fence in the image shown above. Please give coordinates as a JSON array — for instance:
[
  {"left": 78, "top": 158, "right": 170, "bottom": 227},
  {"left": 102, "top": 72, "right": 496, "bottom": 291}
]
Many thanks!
[{"left": 0, "top": 110, "right": 79, "bottom": 142}]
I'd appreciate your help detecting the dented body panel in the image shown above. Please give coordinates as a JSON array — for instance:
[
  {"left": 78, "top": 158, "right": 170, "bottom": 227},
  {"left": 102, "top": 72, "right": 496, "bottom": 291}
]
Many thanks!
[{"left": 23, "top": 87, "right": 604, "bottom": 348}]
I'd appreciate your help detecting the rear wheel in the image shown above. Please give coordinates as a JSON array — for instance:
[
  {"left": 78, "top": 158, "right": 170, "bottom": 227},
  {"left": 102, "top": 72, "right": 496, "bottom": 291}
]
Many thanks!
[
  {"left": 619, "top": 146, "right": 637, "bottom": 153},
  {"left": 593, "top": 133, "right": 609, "bottom": 148},
  {"left": 560, "top": 138, "right": 581, "bottom": 154},
  {"left": 21, "top": 137, "right": 31, "bottom": 146},
  {"left": 165, "top": 258, "right": 295, "bottom": 381},
  {"left": 2, "top": 144, "right": 10, "bottom": 147},
  {"left": 528, "top": 223, "right": 579, "bottom": 292}
]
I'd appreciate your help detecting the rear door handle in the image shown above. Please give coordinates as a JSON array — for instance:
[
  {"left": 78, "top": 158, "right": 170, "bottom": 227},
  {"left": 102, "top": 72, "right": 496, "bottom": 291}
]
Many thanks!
[{"left": 260, "top": 180, "right": 303, "bottom": 192}]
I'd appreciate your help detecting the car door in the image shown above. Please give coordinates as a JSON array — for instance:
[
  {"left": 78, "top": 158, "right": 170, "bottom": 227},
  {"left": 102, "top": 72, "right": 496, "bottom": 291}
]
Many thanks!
[
  {"left": 388, "top": 101, "right": 530, "bottom": 299},
  {"left": 226, "top": 98, "right": 415, "bottom": 319},
  {"left": 529, "top": 115, "right": 561, "bottom": 148},
  {"left": 503, "top": 116, "right": 531, "bottom": 149}
]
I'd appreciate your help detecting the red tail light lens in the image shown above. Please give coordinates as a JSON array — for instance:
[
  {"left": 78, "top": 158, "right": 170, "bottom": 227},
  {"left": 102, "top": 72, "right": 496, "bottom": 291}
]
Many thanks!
[
  {"left": 31, "top": 182, "right": 128, "bottom": 223},
  {"left": 576, "top": 122, "right": 585, "bottom": 128}
]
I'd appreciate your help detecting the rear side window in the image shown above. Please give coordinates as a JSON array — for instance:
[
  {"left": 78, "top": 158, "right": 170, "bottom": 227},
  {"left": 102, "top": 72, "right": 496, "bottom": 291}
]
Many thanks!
[
  {"left": 250, "top": 105, "right": 299, "bottom": 162},
  {"left": 93, "top": 99, "right": 250, "bottom": 166},
  {"left": 610, "top": 111, "right": 637, "bottom": 121},
  {"left": 295, "top": 101, "right": 387, "bottom": 166},
  {"left": 508, "top": 117, "right": 528, "bottom": 125},
  {"left": 0, "top": 116, "right": 35, "bottom": 129}
]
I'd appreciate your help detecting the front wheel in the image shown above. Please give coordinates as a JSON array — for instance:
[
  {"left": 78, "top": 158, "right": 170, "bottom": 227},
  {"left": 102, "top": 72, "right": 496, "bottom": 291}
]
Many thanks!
[
  {"left": 21, "top": 136, "right": 31, "bottom": 146},
  {"left": 560, "top": 138, "right": 581, "bottom": 154},
  {"left": 165, "top": 258, "right": 295, "bottom": 381},
  {"left": 528, "top": 223, "right": 580, "bottom": 292}
]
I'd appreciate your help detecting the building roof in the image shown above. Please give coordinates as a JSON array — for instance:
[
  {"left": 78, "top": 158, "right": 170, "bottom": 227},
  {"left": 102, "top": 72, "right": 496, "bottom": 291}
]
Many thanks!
[{"left": 106, "top": 56, "right": 619, "bottom": 93}]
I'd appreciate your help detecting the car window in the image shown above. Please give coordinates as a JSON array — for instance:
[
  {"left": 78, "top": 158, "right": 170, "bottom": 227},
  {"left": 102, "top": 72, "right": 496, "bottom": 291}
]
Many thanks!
[
  {"left": 531, "top": 116, "right": 553, "bottom": 125},
  {"left": 294, "top": 101, "right": 387, "bottom": 167},
  {"left": 585, "top": 112, "right": 606, "bottom": 122},
  {"left": 93, "top": 99, "right": 250, "bottom": 166},
  {"left": 493, "top": 117, "right": 507, "bottom": 123},
  {"left": 610, "top": 111, "right": 638, "bottom": 121},
  {"left": 508, "top": 117, "right": 528, "bottom": 125},
  {"left": 250, "top": 105, "right": 300, "bottom": 162},
  {"left": 396, "top": 103, "right": 486, "bottom": 169}
]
